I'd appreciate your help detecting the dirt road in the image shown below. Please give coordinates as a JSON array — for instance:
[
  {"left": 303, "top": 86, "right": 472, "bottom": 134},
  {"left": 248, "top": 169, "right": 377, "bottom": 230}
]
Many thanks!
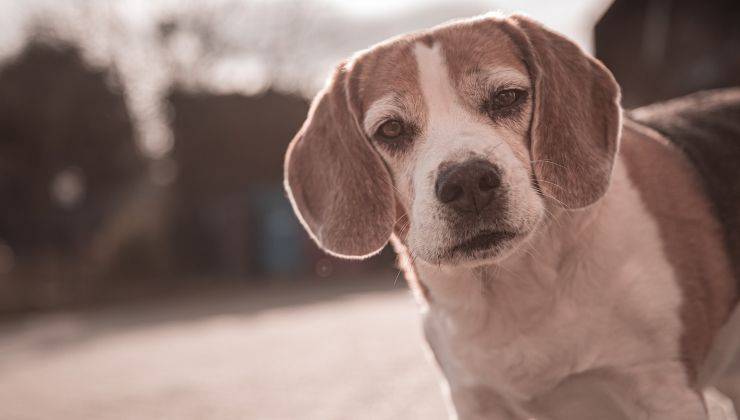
[{"left": 0, "top": 278, "right": 447, "bottom": 420}]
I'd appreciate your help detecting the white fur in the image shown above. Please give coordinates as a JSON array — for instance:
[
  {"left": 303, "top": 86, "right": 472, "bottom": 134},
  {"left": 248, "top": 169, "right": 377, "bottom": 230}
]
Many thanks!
[
  {"left": 401, "top": 42, "right": 707, "bottom": 419},
  {"left": 404, "top": 43, "right": 542, "bottom": 265},
  {"left": 418, "top": 160, "right": 705, "bottom": 418}
]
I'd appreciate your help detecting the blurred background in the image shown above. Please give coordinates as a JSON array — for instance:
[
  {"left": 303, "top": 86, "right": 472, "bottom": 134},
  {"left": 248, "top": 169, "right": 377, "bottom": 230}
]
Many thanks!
[{"left": 0, "top": 0, "right": 738, "bottom": 419}]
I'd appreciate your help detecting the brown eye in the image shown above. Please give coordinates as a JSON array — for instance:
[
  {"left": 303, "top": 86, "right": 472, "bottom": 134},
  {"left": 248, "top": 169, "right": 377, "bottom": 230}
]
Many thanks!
[
  {"left": 491, "top": 89, "right": 522, "bottom": 109},
  {"left": 377, "top": 120, "right": 403, "bottom": 139}
]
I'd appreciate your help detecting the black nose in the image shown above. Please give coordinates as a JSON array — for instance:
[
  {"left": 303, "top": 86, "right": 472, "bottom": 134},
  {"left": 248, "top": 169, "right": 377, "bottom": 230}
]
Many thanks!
[{"left": 435, "top": 159, "right": 501, "bottom": 213}]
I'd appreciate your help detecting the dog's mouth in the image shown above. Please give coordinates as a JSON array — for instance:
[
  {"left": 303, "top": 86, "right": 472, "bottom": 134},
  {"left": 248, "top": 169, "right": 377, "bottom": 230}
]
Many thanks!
[{"left": 449, "top": 229, "right": 518, "bottom": 256}]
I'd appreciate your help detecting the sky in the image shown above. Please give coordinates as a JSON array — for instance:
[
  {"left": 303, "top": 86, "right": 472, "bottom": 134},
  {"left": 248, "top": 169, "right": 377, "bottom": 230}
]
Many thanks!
[
  {"left": 0, "top": 0, "right": 613, "bottom": 158},
  {"left": 329, "top": 0, "right": 613, "bottom": 50}
]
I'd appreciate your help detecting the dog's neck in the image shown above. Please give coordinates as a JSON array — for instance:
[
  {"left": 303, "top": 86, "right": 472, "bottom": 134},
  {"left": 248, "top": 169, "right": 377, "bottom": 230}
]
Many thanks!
[{"left": 418, "top": 211, "right": 596, "bottom": 324}]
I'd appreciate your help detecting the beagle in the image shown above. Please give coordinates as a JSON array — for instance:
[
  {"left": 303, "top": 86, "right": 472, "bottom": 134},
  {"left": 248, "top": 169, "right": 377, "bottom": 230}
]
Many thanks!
[{"left": 283, "top": 13, "right": 740, "bottom": 420}]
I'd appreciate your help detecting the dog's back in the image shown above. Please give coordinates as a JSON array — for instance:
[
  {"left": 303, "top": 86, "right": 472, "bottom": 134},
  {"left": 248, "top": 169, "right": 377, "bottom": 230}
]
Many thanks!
[{"left": 630, "top": 88, "right": 740, "bottom": 285}]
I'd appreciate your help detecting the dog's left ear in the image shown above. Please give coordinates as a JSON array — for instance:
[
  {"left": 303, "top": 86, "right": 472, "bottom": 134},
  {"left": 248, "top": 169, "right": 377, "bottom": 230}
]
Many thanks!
[
  {"left": 504, "top": 15, "right": 622, "bottom": 209},
  {"left": 284, "top": 62, "right": 396, "bottom": 259}
]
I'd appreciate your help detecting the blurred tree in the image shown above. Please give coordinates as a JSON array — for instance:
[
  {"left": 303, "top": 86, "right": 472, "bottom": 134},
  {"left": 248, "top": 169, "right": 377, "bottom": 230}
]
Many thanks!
[
  {"left": 0, "top": 41, "right": 144, "bottom": 309},
  {"left": 0, "top": 42, "right": 142, "bottom": 257}
]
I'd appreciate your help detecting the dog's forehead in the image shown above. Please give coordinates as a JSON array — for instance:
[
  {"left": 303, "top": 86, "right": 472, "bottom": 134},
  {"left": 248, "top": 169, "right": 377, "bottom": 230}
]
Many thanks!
[
  {"left": 352, "top": 38, "right": 420, "bottom": 112},
  {"left": 352, "top": 19, "right": 526, "bottom": 112},
  {"left": 432, "top": 20, "right": 528, "bottom": 84}
]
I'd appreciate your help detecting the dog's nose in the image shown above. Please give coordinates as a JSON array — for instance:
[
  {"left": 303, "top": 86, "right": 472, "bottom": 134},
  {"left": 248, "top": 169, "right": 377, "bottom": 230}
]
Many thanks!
[{"left": 435, "top": 159, "right": 501, "bottom": 213}]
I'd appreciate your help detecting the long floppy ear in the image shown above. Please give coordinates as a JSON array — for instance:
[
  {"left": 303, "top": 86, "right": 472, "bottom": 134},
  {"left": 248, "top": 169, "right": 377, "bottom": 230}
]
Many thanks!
[
  {"left": 284, "top": 63, "right": 395, "bottom": 258},
  {"left": 504, "top": 15, "right": 622, "bottom": 209}
]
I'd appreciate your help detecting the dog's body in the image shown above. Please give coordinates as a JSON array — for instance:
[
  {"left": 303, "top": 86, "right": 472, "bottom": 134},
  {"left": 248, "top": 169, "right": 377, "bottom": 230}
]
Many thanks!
[
  {"left": 412, "top": 111, "right": 740, "bottom": 419},
  {"left": 630, "top": 90, "right": 740, "bottom": 288},
  {"left": 284, "top": 14, "right": 740, "bottom": 419}
]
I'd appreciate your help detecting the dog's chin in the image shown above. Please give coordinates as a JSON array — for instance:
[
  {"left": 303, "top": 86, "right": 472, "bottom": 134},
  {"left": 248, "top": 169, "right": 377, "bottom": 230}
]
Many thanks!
[{"left": 416, "top": 228, "right": 532, "bottom": 267}]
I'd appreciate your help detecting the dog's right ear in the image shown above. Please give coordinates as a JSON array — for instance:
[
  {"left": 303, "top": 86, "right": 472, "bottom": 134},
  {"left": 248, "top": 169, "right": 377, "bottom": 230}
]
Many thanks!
[{"left": 284, "top": 63, "right": 396, "bottom": 259}]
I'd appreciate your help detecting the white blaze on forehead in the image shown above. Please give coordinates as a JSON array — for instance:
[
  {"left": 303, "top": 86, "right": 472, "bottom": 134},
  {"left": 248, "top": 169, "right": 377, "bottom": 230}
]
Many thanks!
[
  {"left": 413, "top": 41, "right": 530, "bottom": 133},
  {"left": 411, "top": 41, "right": 501, "bottom": 167},
  {"left": 413, "top": 42, "right": 459, "bottom": 129}
]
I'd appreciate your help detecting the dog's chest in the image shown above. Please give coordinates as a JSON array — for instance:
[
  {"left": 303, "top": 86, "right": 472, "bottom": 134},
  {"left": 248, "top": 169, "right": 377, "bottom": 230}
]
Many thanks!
[
  {"left": 415, "top": 160, "right": 687, "bottom": 399},
  {"left": 422, "top": 293, "right": 603, "bottom": 397},
  {"left": 418, "top": 252, "right": 684, "bottom": 399}
]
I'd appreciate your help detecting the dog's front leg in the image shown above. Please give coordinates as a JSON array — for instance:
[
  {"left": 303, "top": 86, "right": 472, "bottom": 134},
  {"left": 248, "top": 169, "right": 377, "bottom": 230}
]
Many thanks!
[
  {"left": 528, "top": 365, "right": 708, "bottom": 420},
  {"left": 447, "top": 381, "right": 637, "bottom": 420},
  {"left": 448, "top": 384, "right": 537, "bottom": 420}
]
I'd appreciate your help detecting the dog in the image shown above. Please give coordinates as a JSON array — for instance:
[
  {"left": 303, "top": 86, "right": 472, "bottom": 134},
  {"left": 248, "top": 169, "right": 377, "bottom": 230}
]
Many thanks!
[{"left": 283, "top": 13, "right": 740, "bottom": 420}]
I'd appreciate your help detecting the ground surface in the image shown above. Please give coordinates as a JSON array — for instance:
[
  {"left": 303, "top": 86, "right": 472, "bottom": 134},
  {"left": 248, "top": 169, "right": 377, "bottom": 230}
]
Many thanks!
[{"left": 0, "top": 277, "right": 447, "bottom": 420}]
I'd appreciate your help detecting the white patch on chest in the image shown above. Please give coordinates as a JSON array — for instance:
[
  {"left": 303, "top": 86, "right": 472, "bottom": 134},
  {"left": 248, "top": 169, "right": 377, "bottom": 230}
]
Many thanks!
[{"left": 417, "top": 159, "right": 685, "bottom": 400}]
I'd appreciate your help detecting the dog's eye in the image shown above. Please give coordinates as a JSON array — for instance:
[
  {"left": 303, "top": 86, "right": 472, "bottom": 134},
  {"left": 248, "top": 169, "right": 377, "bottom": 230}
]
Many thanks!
[
  {"left": 377, "top": 120, "right": 404, "bottom": 139},
  {"left": 373, "top": 119, "right": 416, "bottom": 153},
  {"left": 490, "top": 89, "right": 524, "bottom": 110}
]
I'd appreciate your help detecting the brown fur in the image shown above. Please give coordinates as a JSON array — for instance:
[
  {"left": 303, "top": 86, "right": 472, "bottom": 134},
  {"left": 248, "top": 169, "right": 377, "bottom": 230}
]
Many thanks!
[
  {"left": 285, "top": 34, "right": 428, "bottom": 258},
  {"left": 430, "top": 20, "right": 533, "bottom": 168},
  {"left": 284, "top": 63, "right": 396, "bottom": 258},
  {"left": 501, "top": 16, "right": 622, "bottom": 209},
  {"left": 621, "top": 120, "right": 737, "bottom": 379}
]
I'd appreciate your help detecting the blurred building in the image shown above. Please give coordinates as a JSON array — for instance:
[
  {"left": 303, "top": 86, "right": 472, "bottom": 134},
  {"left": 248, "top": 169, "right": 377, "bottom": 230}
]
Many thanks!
[
  {"left": 168, "top": 89, "right": 310, "bottom": 277},
  {"left": 0, "top": 36, "right": 393, "bottom": 312},
  {"left": 596, "top": 0, "right": 740, "bottom": 107}
]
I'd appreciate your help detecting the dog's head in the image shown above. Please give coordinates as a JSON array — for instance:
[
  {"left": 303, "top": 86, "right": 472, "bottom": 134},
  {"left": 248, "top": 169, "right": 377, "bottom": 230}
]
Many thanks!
[{"left": 284, "top": 14, "right": 621, "bottom": 266}]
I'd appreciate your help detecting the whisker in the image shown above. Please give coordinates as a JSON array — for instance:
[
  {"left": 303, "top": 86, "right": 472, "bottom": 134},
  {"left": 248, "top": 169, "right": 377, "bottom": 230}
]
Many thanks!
[
  {"left": 533, "top": 184, "right": 568, "bottom": 208},
  {"left": 396, "top": 219, "right": 411, "bottom": 236},
  {"left": 538, "top": 179, "right": 565, "bottom": 191},
  {"left": 393, "top": 243, "right": 422, "bottom": 289},
  {"left": 523, "top": 240, "right": 543, "bottom": 259},
  {"left": 491, "top": 262, "right": 521, "bottom": 283},
  {"left": 377, "top": 174, "right": 405, "bottom": 198},
  {"left": 540, "top": 205, "right": 563, "bottom": 229},
  {"left": 532, "top": 185, "right": 567, "bottom": 231},
  {"left": 530, "top": 159, "right": 568, "bottom": 170},
  {"left": 520, "top": 248, "right": 540, "bottom": 265},
  {"left": 393, "top": 213, "right": 408, "bottom": 226}
]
